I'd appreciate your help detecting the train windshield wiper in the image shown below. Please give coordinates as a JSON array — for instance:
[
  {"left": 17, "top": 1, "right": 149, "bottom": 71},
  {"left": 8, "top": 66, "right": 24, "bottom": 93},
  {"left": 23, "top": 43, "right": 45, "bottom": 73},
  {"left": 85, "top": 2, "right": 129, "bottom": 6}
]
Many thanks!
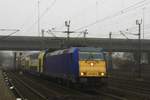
[{"left": 85, "top": 54, "right": 94, "bottom": 61}]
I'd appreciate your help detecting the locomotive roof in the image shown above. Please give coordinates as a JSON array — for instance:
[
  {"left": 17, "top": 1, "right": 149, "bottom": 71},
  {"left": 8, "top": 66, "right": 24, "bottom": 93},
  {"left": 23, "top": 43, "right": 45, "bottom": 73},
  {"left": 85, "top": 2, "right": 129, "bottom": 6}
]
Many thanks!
[
  {"left": 77, "top": 47, "right": 105, "bottom": 52},
  {"left": 46, "top": 48, "right": 75, "bottom": 56},
  {"left": 46, "top": 47, "right": 105, "bottom": 56}
]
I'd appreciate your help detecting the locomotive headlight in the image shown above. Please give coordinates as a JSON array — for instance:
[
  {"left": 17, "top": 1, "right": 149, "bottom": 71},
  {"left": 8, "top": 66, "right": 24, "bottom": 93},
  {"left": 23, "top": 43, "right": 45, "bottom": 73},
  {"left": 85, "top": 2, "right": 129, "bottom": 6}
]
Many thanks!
[
  {"left": 101, "top": 72, "right": 105, "bottom": 76},
  {"left": 81, "top": 72, "right": 86, "bottom": 76},
  {"left": 90, "top": 62, "right": 94, "bottom": 66},
  {"left": 81, "top": 72, "right": 84, "bottom": 76}
]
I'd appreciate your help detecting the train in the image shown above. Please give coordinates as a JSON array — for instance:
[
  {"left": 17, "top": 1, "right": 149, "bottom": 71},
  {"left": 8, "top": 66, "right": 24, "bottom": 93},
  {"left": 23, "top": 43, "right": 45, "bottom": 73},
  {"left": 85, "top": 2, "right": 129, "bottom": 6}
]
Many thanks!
[{"left": 19, "top": 47, "right": 107, "bottom": 85}]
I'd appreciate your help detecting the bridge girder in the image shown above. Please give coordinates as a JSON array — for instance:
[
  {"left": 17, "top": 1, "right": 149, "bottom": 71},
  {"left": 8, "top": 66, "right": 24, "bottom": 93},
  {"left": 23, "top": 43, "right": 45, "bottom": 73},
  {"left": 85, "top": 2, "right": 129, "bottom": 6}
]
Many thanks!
[{"left": 0, "top": 36, "right": 149, "bottom": 52}]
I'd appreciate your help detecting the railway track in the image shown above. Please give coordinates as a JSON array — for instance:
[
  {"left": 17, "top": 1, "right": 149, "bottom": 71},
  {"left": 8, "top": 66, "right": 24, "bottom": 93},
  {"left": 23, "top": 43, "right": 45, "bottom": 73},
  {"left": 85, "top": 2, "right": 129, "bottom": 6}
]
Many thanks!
[
  {"left": 25, "top": 72, "right": 131, "bottom": 100},
  {"left": 22, "top": 72, "right": 127, "bottom": 100},
  {"left": 8, "top": 72, "right": 48, "bottom": 100},
  {"left": 109, "top": 76, "right": 150, "bottom": 91},
  {"left": 2, "top": 71, "right": 24, "bottom": 99},
  {"left": 107, "top": 76, "right": 150, "bottom": 100},
  {"left": 22, "top": 72, "right": 85, "bottom": 96},
  {"left": 5, "top": 70, "right": 150, "bottom": 100},
  {"left": 94, "top": 88, "right": 128, "bottom": 100},
  {"left": 25, "top": 71, "right": 130, "bottom": 100},
  {"left": 6, "top": 71, "right": 106, "bottom": 100}
]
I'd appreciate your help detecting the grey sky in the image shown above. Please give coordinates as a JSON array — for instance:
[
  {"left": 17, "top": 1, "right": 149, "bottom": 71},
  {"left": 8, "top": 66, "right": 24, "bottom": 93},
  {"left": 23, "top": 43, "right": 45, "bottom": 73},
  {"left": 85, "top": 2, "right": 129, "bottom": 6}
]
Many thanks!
[{"left": 0, "top": 0, "right": 150, "bottom": 39}]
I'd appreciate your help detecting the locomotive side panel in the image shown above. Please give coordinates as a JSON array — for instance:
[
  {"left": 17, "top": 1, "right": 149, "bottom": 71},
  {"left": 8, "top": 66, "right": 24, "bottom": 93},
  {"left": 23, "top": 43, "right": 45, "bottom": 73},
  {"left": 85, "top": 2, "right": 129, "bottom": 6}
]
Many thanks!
[{"left": 44, "top": 52, "right": 78, "bottom": 81}]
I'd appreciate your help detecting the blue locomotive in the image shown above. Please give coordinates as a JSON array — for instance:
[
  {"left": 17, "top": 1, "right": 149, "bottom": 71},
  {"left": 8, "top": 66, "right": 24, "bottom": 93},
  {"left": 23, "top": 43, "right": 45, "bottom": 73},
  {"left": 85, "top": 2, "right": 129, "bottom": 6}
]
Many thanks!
[{"left": 21, "top": 47, "right": 107, "bottom": 84}]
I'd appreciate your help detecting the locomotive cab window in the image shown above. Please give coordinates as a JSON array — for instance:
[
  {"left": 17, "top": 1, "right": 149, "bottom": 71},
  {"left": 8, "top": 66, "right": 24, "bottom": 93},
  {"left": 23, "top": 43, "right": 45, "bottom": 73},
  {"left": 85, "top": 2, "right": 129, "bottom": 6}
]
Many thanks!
[{"left": 79, "top": 52, "right": 104, "bottom": 60}]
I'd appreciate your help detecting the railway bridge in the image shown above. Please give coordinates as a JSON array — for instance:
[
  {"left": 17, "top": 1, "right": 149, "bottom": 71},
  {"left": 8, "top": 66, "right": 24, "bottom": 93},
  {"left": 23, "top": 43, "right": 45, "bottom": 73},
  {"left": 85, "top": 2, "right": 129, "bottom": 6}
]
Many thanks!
[
  {"left": 1, "top": 35, "right": 150, "bottom": 63},
  {"left": 0, "top": 35, "right": 150, "bottom": 52}
]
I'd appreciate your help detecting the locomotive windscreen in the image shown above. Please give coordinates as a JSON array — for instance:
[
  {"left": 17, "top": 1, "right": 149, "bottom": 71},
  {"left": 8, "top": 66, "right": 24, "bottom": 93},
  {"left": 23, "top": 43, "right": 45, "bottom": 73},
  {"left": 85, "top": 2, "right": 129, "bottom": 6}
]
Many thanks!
[{"left": 79, "top": 52, "right": 104, "bottom": 60}]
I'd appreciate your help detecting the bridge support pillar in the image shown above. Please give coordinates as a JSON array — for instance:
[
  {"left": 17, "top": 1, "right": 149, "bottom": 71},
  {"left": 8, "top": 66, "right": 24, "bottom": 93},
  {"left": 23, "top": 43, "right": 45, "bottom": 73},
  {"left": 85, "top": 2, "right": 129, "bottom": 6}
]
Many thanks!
[
  {"left": 133, "top": 52, "right": 139, "bottom": 64},
  {"left": 147, "top": 52, "right": 150, "bottom": 64},
  {"left": 13, "top": 52, "right": 17, "bottom": 70},
  {"left": 133, "top": 52, "right": 148, "bottom": 64}
]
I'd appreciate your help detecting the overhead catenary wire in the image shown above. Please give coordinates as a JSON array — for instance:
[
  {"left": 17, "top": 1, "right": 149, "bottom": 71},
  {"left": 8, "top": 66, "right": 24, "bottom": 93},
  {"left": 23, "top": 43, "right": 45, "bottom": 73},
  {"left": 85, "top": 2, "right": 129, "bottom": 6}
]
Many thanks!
[
  {"left": 25, "top": 0, "right": 57, "bottom": 33},
  {"left": 0, "top": 0, "right": 56, "bottom": 39},
  {"left": 76, "top": 32, "right": 83, "bottom": 38},
  {"left": 125, "top": 23, "right": 150, "bottom": 32},
  {"left": 87, "top": 5, "right": 150, "bottom": 34},
  {"left": 51, "top": 22, "right": 66, "bottom": 31},
  {"left": 2, "top": 0, "right": 149, "bottom": 39},
  {"left": 110, "top": 23, "right": 150, "bottom": 39},
  {"left": 0, "top": 29, "right": 20, "bottom": 40},
  {"left": 142, "top": 7, "right": 145, "bottom": 39},
  {"left": 42, "top": 0, "right": 104, "bottom": 36},
  {"left": 75, "top": 0, "right": 148, "bottom": 31},
  {"left": 0, "top": 29, "right": 19, "bottom": 31},
  {"left": 74, "top": 0, "right": 150, "bottom": 31},
  {"left": 76, "top": 10, "right": 150, "bottom": 38}
]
